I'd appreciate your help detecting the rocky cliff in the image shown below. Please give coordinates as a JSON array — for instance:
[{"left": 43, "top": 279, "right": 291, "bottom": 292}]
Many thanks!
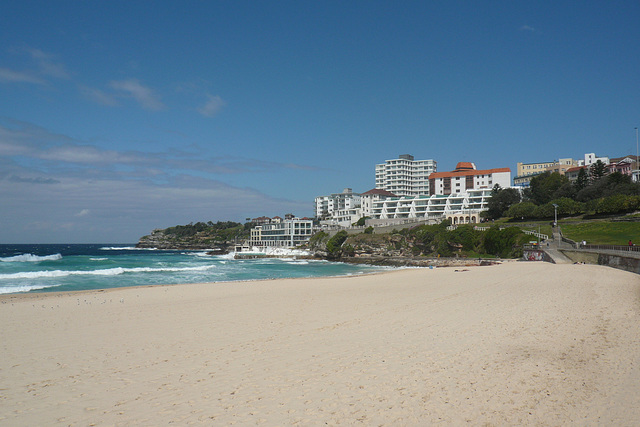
[{"left": 136, "top": 222, "right": 249, "bottom": 250}]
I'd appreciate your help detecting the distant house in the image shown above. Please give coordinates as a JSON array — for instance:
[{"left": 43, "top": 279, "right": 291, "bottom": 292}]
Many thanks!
[
  {"left": 251, "top": 216, "right": 272, "bottom": 225},
  {"left": 565, "top": 165, "right": 589, "bottom": 182}
]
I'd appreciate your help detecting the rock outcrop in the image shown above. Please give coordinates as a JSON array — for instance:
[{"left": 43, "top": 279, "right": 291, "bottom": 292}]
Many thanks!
[{"left": 136, "top": 228, "right": 234, "bottom": 251}]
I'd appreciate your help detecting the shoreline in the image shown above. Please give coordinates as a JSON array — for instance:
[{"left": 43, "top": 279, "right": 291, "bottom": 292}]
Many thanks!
[
  {"left": 0, "top": 259, "right": 513, "bottom": 301},
  {"left": 0, "top": 267, "right": 402, "bottom": 302},
  {"left": 2, "top": 262, "right": 639, "bottom": 425}
]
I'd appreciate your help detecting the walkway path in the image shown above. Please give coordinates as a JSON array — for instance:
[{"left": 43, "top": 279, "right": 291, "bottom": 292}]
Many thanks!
[{"left": 542, "top": 228, "right": 574, "bottom": 264}]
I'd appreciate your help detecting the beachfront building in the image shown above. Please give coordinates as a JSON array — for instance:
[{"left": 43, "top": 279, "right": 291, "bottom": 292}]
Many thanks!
[
  {"left": 369, "top": 189, "right": 492, "bottom": 224},
  {"left": 314, "top": 188, "right": 361, "bottom": 219},
  {"left": 375, "top": 154, "right": 437, "bottom": 196},
  {"left": 249, "top": 218, "right": 314, "bottom": 247},
  {"left": 429, "top": 162, "right": 511, "bottom": 195},
  {"left": 365, "top": 162, "right": 511, "bottom": 225},
  {"left": 360, "top": 188, "right": 397, "bottom": 217}
]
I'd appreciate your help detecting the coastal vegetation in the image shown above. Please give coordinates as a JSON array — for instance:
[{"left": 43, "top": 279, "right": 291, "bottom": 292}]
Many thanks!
[
  {"left": 308, "top": 221, "right": 530, "bottom": 260},
  {"left": 137, "top": 221, "right": 250, "bottom": 249},
  {"left": 488, "top": 171, "right": 640, "bottom": 221}
]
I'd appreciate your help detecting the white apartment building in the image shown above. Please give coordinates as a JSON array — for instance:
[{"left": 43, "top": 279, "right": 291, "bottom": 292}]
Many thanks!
[
  {"left": 360, "top": 188, "right": 397, "bottom": 217},
  {"left": 370, "top": 189, "right": 493, "bottom": 224},
  {"left": 314, "top": 188, "right": 361, "bottom": 219},
  {"left": 375, "top": 154, "right": 437, "bottom": 196},
  {"left": 365, "top": 161, "right": 512, "bottom": 224},
  {"left": 429, "top": 162, "right": 511, "bottom": 195},
  {"left": 318, "top": 188, "right": 398, "bottom": 228},
  {"left": 249, "top": 218, "right": 314, "bottom": 247},
  {"left": 583, "top": 153, "right": 609, "bottom": 166}
]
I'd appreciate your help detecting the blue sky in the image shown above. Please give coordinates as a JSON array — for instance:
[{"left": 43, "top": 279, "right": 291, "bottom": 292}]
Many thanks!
[{"left": 1, "top": 1, "right": 639, "bottom": 243}]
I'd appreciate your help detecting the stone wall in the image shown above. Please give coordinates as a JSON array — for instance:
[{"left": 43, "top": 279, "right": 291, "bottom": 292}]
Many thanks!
[{"left": 561, "top": 250, "right": 640, "bottom": 274}]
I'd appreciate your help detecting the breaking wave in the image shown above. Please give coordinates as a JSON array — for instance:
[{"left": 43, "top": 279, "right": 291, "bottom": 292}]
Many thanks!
[
  {"left": 0, "top": 284, "right": 62, "bottom": 294},
  {"left": 0, "top": 253, "right": 63, "bottom": 263},
  {"left": 0, "top": 265, "right": 215, "bottom": 280}
]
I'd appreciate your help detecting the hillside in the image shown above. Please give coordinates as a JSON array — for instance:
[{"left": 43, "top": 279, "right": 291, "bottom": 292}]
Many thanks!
[{"left": 136, "top": 221, "right": 250, "bottom": 250}]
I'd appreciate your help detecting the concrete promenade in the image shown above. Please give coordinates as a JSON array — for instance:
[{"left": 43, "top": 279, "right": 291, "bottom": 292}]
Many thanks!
[{"left": 543, "top": 227, "right": 640, "bottom": 274}]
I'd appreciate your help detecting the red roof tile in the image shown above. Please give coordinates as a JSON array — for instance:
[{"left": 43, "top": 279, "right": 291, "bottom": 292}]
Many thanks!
[{"left": 429, "top": 167, "right": 510, "bottom": 179}]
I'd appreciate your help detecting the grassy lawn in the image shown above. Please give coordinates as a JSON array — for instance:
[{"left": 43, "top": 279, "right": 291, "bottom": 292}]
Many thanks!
[{"left": 559, "top": 221, "right": 640, "bottom": 245}]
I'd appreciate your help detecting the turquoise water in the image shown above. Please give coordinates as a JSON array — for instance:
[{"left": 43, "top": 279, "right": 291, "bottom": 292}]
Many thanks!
[{"left": 0, "top": 244, "right": 389, "bottom": 295}]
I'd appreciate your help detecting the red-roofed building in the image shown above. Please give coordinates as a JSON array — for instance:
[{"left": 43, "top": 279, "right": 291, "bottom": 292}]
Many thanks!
[
  {"left": 565, "top": 165, "right": 588, "bottom": 182},
  {"left": 429, "top": 162, "right": 511, "bottom": 196}
]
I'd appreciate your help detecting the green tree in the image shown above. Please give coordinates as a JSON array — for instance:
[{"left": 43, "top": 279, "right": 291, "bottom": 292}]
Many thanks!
[
  {"left": 355, "top": 216, "right": 370, "bottom": 226},
  {"left": 550, "top": 197, "right": 585, "bottom": 217},
  {"left": 526, "top": 172, "right": 569, "bottom": 205},
  {"left": 577, "top": 172, "right": 640, "bottom": 202},
  {"left": 595, "top": 194, "right": 640, "bottom": 215},
  {"left": 486, "top": 185, "right": 522, "bottom": 219},
  {"left": 532, "top": 203, "right": 555, "bottom": 219},
  {"left": 505, "top": 201, "right": 537, "bottom": 219},
  {"left": 590, "top": 160, "right": 607, "bottom": 181},
  {"left": 574, "top": 167, "right": 589, "bottom": 192},
  {"left": 326, "top": 230, "right": 349, "bottom": 259},
  {"left": 482, "top": 227, "right": 526, "bottom": 258}
]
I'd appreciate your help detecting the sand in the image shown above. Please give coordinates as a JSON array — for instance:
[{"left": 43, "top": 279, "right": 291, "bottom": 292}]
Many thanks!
[{"left": 1, "top": 261, "right": 639, "bottom": 425}]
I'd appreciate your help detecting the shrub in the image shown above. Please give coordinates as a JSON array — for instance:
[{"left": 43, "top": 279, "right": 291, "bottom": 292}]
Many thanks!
[
  {"left": 482, "top": 226, "right": 526, "bottom": 258},
  {"left": 595, "top": 194, "right": 640, "bottom": 215},
  {"left": 506, "top": 201, "right": 537, "bottom": 219},
  {"left": 326, "top": 230, "right": 348, "bottom": 259}
]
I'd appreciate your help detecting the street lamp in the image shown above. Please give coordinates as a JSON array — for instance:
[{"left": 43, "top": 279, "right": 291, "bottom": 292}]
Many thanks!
[
  {"left": 631, "top": 127, "right": 640, "bottom": 182},
  {"left": 552, "top": 203, "right": 559, "bottom": 227}
]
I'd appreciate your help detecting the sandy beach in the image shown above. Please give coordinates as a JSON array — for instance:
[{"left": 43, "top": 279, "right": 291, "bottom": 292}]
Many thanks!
[{"left": 1, "top": 262, "right": 639, "bottom": 425}]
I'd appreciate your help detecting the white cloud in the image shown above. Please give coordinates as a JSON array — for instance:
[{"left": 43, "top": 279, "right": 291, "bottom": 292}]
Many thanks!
[
  {"left": 198, "top": 95, "right": 226, "bottom": 117},
  {"left": 110, "top": 79, "right": 165, "bottom": 110},
  {"left": 0, "top": 67, "right": 45, "bottom": 84},
  {"left": 79, "top": 85, "right": 119, "bottom": 106},
  {"left": 0, "top": 118, "right": 319, "bottom": 174},
  {"left": 520, "top": 25, "right": 535, "bottom": 32},
  {"left": 0, "top": 119, "right": 319, "bottom": 242},
  {"left": 27, "top": 48, "right": 70, "bottom": 79},
  {"left": 0, "top": 173, "right": 309, "bottom": 243}
]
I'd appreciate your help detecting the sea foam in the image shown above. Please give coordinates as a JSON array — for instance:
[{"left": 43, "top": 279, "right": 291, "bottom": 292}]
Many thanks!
[
  {"left": 0, "top": 265, "right": 215, "bottom": 280},
  {"left": 0, "top": 253, "right": 63, "bottom": 262},
  {"left": 0, "top": 284, "right": 62, "bottom": 294}
]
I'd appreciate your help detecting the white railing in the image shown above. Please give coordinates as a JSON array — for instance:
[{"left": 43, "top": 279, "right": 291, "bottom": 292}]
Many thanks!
[{"left": 522, "top": 230, "right": 549, "bottom": 240}]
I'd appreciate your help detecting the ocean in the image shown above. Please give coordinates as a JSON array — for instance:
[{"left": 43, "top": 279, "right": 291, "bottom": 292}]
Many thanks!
[{"left": 0, "top": 244, "right": 389, "bottom": 295}]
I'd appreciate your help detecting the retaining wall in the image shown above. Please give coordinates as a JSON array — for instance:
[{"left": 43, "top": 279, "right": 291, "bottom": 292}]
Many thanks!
[{"left": 561, "top": 250, "right": 640, "bottom": 275}]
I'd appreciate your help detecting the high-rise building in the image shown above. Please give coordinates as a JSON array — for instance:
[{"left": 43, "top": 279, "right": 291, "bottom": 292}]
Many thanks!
[{"left": 375, "top": 154, "right": 437, "bottom": 196}]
